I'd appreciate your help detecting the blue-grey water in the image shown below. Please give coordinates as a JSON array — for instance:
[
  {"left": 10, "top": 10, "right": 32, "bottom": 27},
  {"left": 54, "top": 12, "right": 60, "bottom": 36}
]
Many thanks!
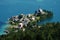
[{"left": 0, "top": 0, "right": 60, "bottom": 35}]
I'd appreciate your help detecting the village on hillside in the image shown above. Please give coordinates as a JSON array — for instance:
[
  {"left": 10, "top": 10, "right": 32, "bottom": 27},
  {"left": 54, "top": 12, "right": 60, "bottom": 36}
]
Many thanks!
[
  {"left": 4, "top": 8, "right": 53, "bottom": 33},
  {"left": 0, "top": 8, "right": 60, "bottom": 40}
]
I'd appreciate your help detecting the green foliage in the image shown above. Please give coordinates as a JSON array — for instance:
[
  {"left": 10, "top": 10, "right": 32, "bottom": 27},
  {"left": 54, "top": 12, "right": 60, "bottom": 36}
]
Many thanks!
[{"left": 0, "top": 22, "right": 60, "bottom": 40}]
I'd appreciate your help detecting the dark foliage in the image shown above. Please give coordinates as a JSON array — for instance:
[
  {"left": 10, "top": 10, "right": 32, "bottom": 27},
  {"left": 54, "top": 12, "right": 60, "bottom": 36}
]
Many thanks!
[{"left": 0, "top": 22, "right": 60, "bottom": 40}]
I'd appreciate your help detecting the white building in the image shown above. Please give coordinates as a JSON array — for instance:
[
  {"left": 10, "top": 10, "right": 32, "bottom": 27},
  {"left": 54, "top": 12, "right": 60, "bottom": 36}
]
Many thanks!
[
  {"left": 28, "top": 14, "right": 32, "bottom": 17},
  {"left": 39, "top": 8, "right": 45, "bottom": 14},
  {"left": 22, "top": 18, "right": 30, "bottom": 26},
  {"left": 32, "top": 16, "right": 36, "bottom": 21},
  {"left": 18, "top": 23, "right": 24, "bottom": 29}
]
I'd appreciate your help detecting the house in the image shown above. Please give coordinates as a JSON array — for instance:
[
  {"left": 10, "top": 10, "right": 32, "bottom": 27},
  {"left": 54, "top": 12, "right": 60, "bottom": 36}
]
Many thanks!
[
  {"left": 34, "top": 9, "right": 42, "bottom": 16},
  {"left": 9, "top": 16, "right": 19, "bottom": 22},
  {"left": 18, "top": 23, "right": 24, "bottom": 29},
  {"left": 18, "top": 17, "right": 30, "bottom": 28},
  {"left": 22, "top": 28, "right": 25, "bottom": 31},
  {"left": 34, "top": 8, "right": 46, "bottom": 16},
  {"left": 39, "top": 8, "right": 46, "bottom": 15},
  {"left": 31, "top": 16, "right": 36, "bottom": 21},
  {"left": 27, "top": 14, "right": 33, "bottom": 18},
  {"left": 28, "top": 14, "right": 31, "bottom": 17},
  {"left": 22, "top": 18, "right": 30, "bottom": 26}
]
